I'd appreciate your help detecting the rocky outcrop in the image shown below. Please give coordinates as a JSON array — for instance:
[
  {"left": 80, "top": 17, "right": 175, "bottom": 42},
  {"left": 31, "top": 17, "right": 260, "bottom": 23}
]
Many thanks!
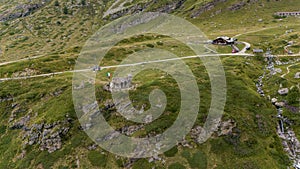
[
  {"left": 105, "top": 0, "right": 186, "bottom": 20},
  {"left": 0, "top": 0, "right": 50, "bottom": 22},
  {"left": 10, "top": 116, "right": 73, "bottom": 153},
  {"left": 11, "top": 115, "right": 30, "bottom": 130},
  {"left": 190, "top": 0, "right": 227, "bottom": 18},
  {"left": 106, "top": 2, "right": 152, "bottom": 20},
  {"left": 295, "top": 72, "right": 300, "bottom": 79},
  {"left": 256, "top": 74, "right": 265, "bottom": 97},
  {"left": 87, "top": 144, "right": 98, "bottom": 151},
  {"left": 279, "top": 129, "right": 300, "bottom": 169},
  {"left": 119, "top": 125, "right": 144, "bottom": 136},
  {"left": 109, "top": 74, "right": 133, "bottom": 91},
  {"left": 12, "top": 68, "right": 38, "bottom": 78},
  {"left": 228, "top": 2, "right": 246, "bottom": 11},
  {"left": 228, "top": 0, "right": 259, "bottom": 11},
  {"left": 218, "top": 119, "right": 236, "bottom": 136},
  {"left": 284, "top": 103, "right": 300, "bottom": 114},
  {"left": 30, "top": 119, "right": 71, "bottom": 153},
  {"left": 50, "top": 89, "right": 63, "bottom": 97},
  {"left": 191, "top": 126, "right": 204, "bottom": 141},
  {"left": 274, "top": 99, "right": 300, "bottom": 168},
  {"left": 154, "top": 0, "right": 186, "bottom": 13},
  {"left": 105, "top": 0, "right": 256, "bottom": 20},
  {"left": 191, "top": 0, "right": 260, "bottom": 18},
  {"left": 264, "top": 52, "right": 300, "bottom": 168},
  {"left": 0, "top": 96, "right": 13, "bottom": 103},
  {"left": 190, "top": 119, "right": 236, "bottom": 143},
  {"left": 9, "top": 103, "right": 27, "bottom": 123}
]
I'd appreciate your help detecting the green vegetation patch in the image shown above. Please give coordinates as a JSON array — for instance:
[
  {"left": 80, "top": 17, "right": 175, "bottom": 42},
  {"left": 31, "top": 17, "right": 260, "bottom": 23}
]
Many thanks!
[{"left": 87, "top": 151, "right": 107, "bottom": 167}]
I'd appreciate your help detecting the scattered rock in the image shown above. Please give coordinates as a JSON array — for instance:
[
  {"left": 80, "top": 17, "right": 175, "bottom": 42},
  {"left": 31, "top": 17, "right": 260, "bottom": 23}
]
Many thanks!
[
  {"left": 275, "top": 102, "right": 285, "bottom": 108},
  {"left": 82, "top": 101, "right": 98, "bottom": 114},
  {"left": 228, "top": 2, "right": 246, "bottom": 11},
  {"left": 22, "top": 118, "right": 71, "bottom": 153},
  {"left": 120, "top": 125, "right": 144, "bottom": 136},
  {"left": 40, "top": 137, "right": 62, "bottom": 153},
  {"left": 143, "top": 115, "right": 153, "bottom": 124},
  {"left": 155, "top": 0, "right": 186, "bottom": 13},
  {"left": 12, "top": 68, "right": 38, "bottom": 78},
  {"left": 0, "top": 96, "right": 13, "bottom": 103},
  {"left": 218, "top": 119, "right": 236, "bottom": 136},
  {"left": 82, "top": 123, "right": 93, "bottom": 130},
  {"left": 74, "top": 81, "right": 85, "bottom": 90},
  {"left": 103, "top": 84, "right": 110, "bottom": 92},
  {"left": 87, "top": 144, "right": 98, "bottom": 151},
  {"left": 98, "top": 131, "right": 120, "bottom": 142},
  {"left": 123, "top": 158, "right": 138, "bottom": 168},
  {"left": 278, "top": 128, "right": 300, "bottom": 167},
  {"left": 191, "top": 126, "right": 204, "bottom": 141},
  {"left": 51, "top": 89, "right": 63, "bottom": 97},
  {"left": 44, "top": 123, "right": 54, "bottom": 129},
  {"left": 104, "top": 100, "right": 115, "bottom": 110},
  {"left": 271, "top": 98, "right": 278, "bottom": 104},
  {"left": 295, "top": 72, "right": 300, "bottom": 79},
  {"left": 284, "top": 104, "right": 300, "bottom": 114},
  {"left": 11, "top": 115, "right": 30, "bottom": 130},
  {"left": 0, "top": 1, "right": 50, "bottom": 22},
  {"left": 274, "top": 68, "right": 282, "bottom": 73},
  {"left": 89, "top": 110, "right": 101, "bottom": 121},
  {"left": 177, "top": 137, "right": 192, "bottom": 148},
  {"left": 16, "top": 150, "right": 26, "bottom": 159},
  {"left": 9, "top": 104, "right": 27, "bottom": 123},
  {"left": 191, "top": 0, "right": 227, "bottom": 18},
  {"left": 256, "top": 75, "right": 265, "bottom": 96},
  {"left": 109, "top": 74, "right": 133, "bottom": 92},
  {"left": 107, "top": 1, "right": 152, "bottom": 20}
]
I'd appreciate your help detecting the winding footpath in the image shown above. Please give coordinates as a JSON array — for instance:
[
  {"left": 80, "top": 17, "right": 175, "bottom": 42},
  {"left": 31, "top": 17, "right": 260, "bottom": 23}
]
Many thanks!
[
  {"left": 281, "top": 62, "right": 300, "bottom": 78},
  {"left": 0, "top": 53, "right": 253, "bottom": 81},
  {"left": 232, "top": 26, "right": 279, "bottom": 38},
  {"left": 0, "top": 54, "right": 45, "bottom": 67},
  {"left": 1, "top": 22, "right": 300, "bottom": 167},
  {"left": 0, "top": 32, "right": 253, "bottom": 82},
  {"left": 0, "top": 69, "right": 90, "bottom": 81}
]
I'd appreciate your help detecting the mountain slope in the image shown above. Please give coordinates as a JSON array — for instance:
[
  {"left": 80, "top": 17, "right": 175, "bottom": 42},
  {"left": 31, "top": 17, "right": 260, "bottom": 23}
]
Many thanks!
[{"left": 0, "top": 0, "right": 299, "bottom": 168}]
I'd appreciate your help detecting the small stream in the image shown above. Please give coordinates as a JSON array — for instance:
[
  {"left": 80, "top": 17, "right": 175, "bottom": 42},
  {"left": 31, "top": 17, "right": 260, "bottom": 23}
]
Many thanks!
[{"left": 256, "top": 51, "right": 300, "bottom": 168}]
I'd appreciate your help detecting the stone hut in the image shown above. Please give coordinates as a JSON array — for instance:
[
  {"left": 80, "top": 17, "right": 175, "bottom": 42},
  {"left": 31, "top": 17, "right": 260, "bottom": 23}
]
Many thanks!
[
  {"left": 109, "top": 74, "right": 133, "bottom": 91},
  {"left": 275, "top": 12, "right": 300, "bottom": 17}
]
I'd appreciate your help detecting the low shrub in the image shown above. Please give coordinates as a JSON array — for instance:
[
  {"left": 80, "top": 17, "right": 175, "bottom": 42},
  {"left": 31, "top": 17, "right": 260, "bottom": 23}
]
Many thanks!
[
  {"left": 87, "top": 151, "right": 107, "bottom": 167},
  {"left": 168, "top": 162, "right": 186, "bottom": 169}
]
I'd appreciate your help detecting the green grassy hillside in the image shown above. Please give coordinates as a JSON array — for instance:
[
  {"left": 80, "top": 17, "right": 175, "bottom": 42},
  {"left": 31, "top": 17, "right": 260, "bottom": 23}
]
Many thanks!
[{"left": 0, "top": 0, "right": 299, "bottom": 168}]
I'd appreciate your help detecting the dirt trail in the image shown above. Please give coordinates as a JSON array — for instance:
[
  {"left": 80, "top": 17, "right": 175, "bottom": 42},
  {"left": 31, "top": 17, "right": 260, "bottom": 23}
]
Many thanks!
[
  {"left": 281, "top": 62, "right": 299, "bottom": 78},
  {"left": 0, "top": 53, "right": 253, "bottom": 81}
]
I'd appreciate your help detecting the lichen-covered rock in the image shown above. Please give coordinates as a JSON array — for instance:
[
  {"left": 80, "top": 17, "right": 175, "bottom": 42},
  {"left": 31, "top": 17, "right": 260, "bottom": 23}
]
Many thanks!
[
  {"left": 218, "top": 119, "right": 236, "bottom": 136},
  {"left": 0, "top": 0, "right": 51, "bottom": 22},
  {"left": 11, "top": 115, "right": 30, "bottom": 130},
  {"left": 120, "top": 125, "right": 144, "bottom": 136},
  {"left": 190, "top": 0, "right": 227, "bottom": 18},
  {"left": 21, "top": 118, "right": 71, "bottom": 153}
]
